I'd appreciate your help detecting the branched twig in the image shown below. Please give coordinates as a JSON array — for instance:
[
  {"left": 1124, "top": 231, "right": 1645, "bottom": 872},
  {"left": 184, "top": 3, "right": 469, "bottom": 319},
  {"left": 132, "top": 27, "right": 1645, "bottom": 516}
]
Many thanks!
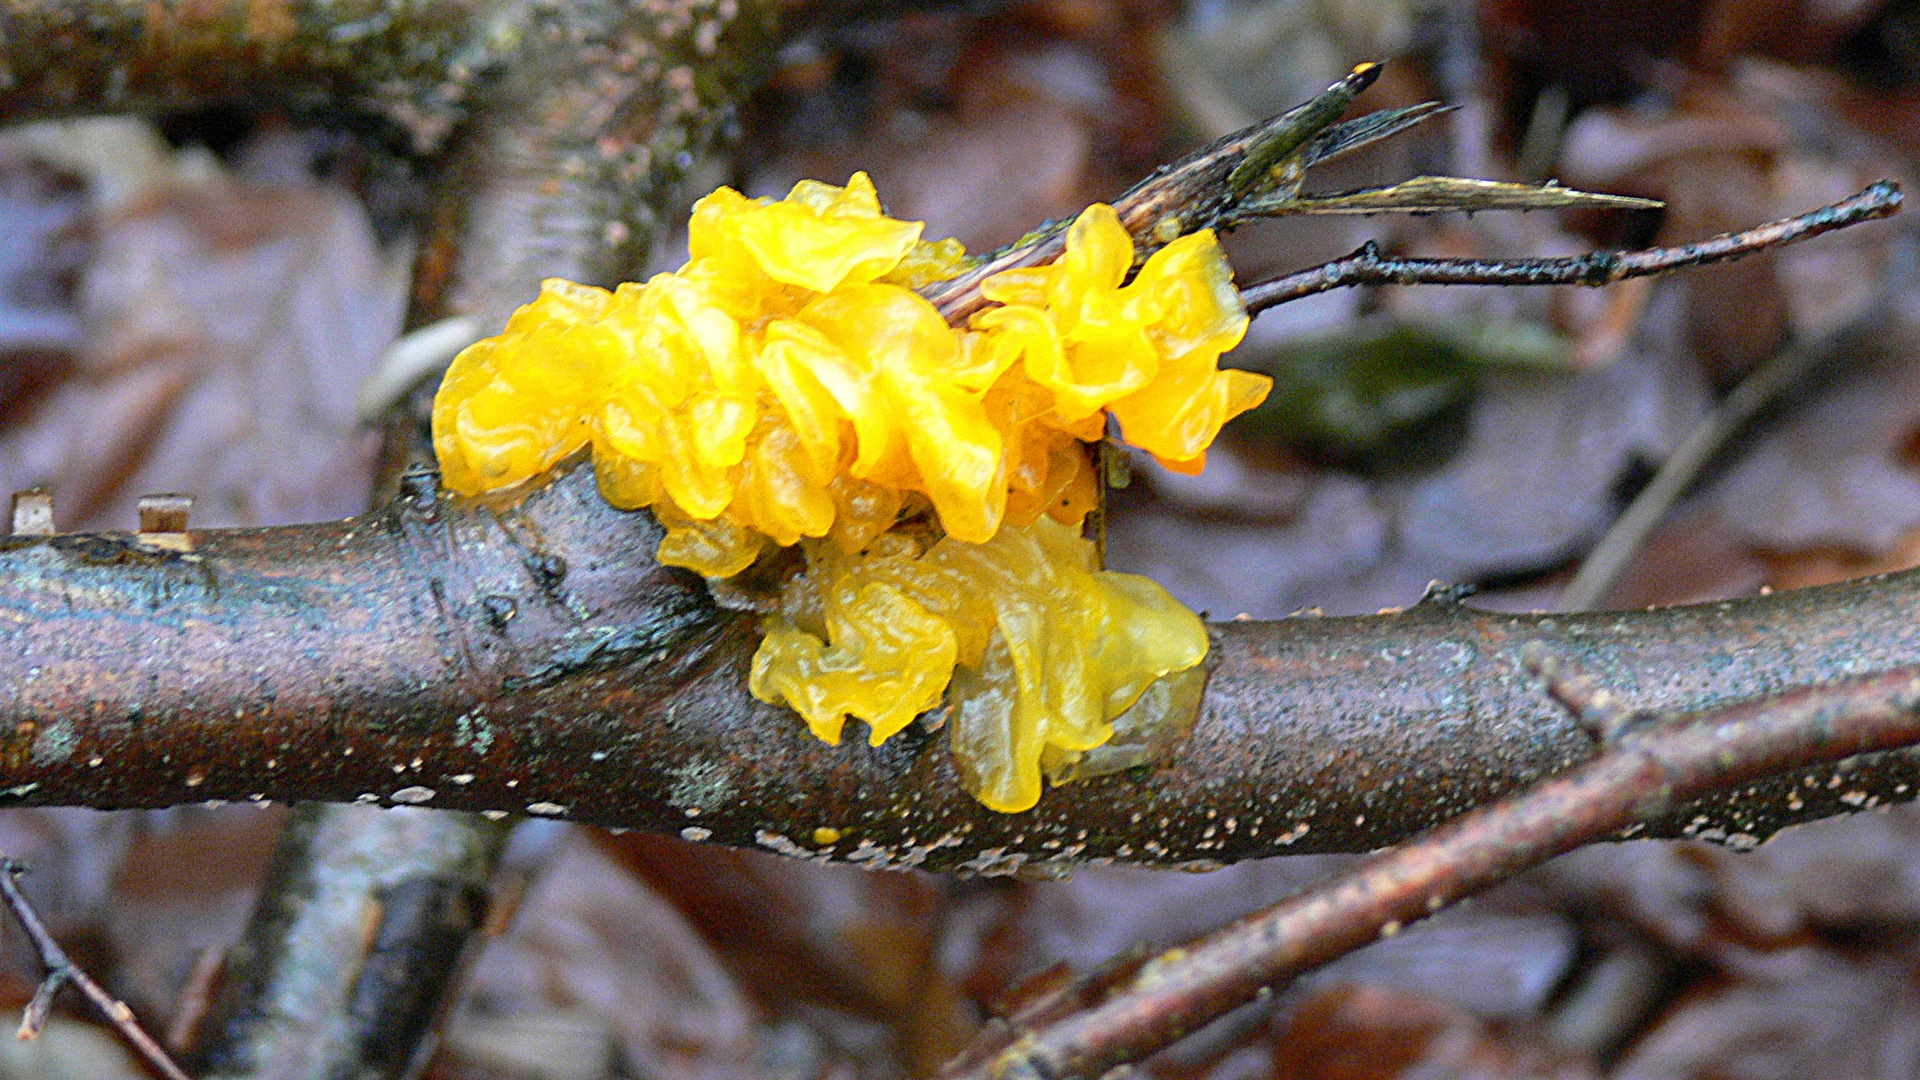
[
  {"left": 1556, "top": 200, "right": 1900, "bottom": 611},
  {"left": 0, "top": 860, "right": 193, "bottom": 1080},
  {"left": 1241, "top": 181, "right": 1903, "bottom": 310},
  {"left": 945, "top": 662, "right": 1920, "bottom": 1080},
  {"left": 923, "top": 60, "right": 1654, "bottom": 325}
]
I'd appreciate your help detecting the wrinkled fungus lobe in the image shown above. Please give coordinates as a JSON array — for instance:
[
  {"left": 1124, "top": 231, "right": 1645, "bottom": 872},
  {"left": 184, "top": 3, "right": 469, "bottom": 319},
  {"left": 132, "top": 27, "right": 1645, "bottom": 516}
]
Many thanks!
[{"left": 434, "top": 173, "right": 1269, "bottom": 811}]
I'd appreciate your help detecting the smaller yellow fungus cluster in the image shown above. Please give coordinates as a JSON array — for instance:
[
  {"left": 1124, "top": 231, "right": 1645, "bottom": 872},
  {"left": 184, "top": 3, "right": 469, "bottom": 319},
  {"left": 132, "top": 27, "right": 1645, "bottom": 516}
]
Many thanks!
[
  {"left": 751, "top": 518, "right": 1208, "bottom": 811},
  {"left": 433, "top": 173, "right": 1269, "bottom": 812}
]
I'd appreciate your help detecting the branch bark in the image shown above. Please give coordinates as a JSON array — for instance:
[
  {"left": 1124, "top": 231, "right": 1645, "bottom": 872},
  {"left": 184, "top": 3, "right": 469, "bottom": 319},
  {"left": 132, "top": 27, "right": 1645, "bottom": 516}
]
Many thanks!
[
  {"left": 2, "top": 14, "right": 1915, "bottom": 1080},
  {"left": 0, "top": 0, "right": 496, "bottom": 144},
  {"left": 3, "top": 459, "right": 1918, "bottom": 872}
]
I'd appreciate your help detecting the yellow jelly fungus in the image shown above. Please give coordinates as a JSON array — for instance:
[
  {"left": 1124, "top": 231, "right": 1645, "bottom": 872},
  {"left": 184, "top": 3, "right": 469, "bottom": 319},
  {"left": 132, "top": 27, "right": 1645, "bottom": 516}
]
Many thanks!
[
  {"left": 432, "top": 172, "right": 1271, "bottom": 812},
  {"left": 751, "top": 519, "right": 1208, "bottom": 812}
]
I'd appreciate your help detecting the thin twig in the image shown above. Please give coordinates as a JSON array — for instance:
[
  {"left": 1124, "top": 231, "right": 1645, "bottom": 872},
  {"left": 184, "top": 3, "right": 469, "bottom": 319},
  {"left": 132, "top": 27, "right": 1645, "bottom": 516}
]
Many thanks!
[
  {"left": 164, "top": 944, "right": 225, "bottom": 1052},
  {"left": 1241, "top": 181, "right": 1903, "bottom": 311},
  {"left": 1559, "top": 235, "right": 1908, "bottom": 611},
  {"left": 0, "top": 860, "right": 194, "bottom": 1080},
  {"left": 942, "top": 661, "right": 1920, "bottom": 1080}
]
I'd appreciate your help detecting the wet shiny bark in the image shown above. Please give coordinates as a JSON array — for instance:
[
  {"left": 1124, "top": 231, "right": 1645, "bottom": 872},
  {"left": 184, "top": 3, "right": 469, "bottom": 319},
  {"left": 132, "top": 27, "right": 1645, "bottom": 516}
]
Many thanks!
[{"left": 1, "top": 459, "right": 1914, "bottom": 874}]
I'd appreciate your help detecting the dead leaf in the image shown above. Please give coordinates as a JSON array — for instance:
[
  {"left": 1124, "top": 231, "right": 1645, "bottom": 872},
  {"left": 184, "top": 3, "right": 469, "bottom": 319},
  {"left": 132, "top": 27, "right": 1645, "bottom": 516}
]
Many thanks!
[
  {"left": 453, "top": 837, "right": 760, "bottom": 1080},
  {"left": 1272, "top": 983, "right": 1599, "bottom": 1080},
  {"left": 0, "top": 125, "right": 406, "bottom": 531}
]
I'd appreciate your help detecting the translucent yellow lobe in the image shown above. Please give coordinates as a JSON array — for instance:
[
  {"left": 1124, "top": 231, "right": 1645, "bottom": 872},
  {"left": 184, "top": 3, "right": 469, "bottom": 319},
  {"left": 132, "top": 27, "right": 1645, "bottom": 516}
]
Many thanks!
[
  {"left": 431, "top": 173, "right": 1271, "bottom": 812},
  {"left": 751, "top": 519, "right": 1207, "bottom": 811}
]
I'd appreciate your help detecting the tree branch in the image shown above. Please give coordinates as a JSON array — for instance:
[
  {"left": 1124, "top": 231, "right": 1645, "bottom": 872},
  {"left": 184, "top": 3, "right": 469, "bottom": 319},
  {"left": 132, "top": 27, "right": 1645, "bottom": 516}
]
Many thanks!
[
  {"left": 938, "top": 658, "right": 1920, "bottom": 1079},
  {"left": 4, "top": 460, "right": 1920, "bottom": 871},
  {"left": 401, "top": 0, "right": 788, "bottom": 334},
  {"left": 0, "top": 0, "right": 496, "bottom": 145},
  {"left": 0, "top": 21, "right": 1911, "bottom": 878},
  {"left": 1, "top": 17, "right": 1914, "bottom": 1080},
  {"left": 1241, "top": 181, "right": 1903, "bottom": 311}
]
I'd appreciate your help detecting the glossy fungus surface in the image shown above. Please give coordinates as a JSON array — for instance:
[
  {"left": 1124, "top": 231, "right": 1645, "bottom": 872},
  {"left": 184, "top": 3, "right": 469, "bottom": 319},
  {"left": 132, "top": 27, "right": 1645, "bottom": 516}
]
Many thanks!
[{"left": 433, "top": 174, "right": 1269, "bottom": 810}]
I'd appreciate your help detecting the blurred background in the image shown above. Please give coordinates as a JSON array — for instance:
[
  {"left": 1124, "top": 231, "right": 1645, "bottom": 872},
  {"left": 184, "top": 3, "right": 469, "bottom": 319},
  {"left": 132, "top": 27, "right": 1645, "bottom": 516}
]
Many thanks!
[{"left": 5, "top": 0, "right": 1920, "bottom": 1076}]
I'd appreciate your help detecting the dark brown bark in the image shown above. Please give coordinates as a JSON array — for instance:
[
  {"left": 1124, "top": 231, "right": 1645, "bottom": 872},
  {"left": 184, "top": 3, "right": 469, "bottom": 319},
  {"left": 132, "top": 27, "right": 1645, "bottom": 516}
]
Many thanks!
[
  {"left": 1241, "top": 181, "right": 1904, "bottom": 310},
  {"left": 3, "top": 8, "right": 908, "bottom": 1078},
  {"left": 0, "top": 11, "right": 1913, "bottom": 1079},
  {"left": 2, "top": 459, "right": 1916, "bottom": 872}
]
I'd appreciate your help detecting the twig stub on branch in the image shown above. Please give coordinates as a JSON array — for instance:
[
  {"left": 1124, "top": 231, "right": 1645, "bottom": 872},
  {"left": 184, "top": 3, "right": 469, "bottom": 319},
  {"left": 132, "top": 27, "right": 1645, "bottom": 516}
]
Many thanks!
[{"left": 6, "top": 461, "right": 1920, "bottom": 868}]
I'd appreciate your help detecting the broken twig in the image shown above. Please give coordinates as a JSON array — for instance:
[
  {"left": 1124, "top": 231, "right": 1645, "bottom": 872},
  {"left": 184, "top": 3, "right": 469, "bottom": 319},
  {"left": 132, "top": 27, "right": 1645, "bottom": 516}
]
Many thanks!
[
  {"left": 1519, "top": 643, "right": 1654, "bottom": 742},
  {"left": 926, "top": 63, "right": 1417, "bottom": 322},
  {"left": 925, "top": 60, "right": 1652, "bottom": 323}
]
